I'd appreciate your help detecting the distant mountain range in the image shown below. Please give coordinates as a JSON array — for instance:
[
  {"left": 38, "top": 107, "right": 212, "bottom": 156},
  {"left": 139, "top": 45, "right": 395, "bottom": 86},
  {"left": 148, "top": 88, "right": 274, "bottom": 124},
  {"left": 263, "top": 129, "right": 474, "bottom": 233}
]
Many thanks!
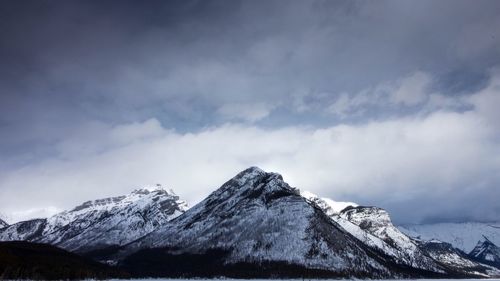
[
  {"left": 1, "top": 167, "right": 499, "bottom": 278},
  {"left": 399, "top": 222, "right": 500, "bottom": 253},
  {"left": 0, "top": 185, "right": 186, "bottom": 254}
]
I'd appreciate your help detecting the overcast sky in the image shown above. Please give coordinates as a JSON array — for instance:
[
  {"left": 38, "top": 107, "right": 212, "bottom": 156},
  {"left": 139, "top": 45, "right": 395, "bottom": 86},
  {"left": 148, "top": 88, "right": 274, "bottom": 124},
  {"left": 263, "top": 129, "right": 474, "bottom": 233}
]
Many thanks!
[{"left": 1, "top": 0, "right": 500, "bottom": 224}]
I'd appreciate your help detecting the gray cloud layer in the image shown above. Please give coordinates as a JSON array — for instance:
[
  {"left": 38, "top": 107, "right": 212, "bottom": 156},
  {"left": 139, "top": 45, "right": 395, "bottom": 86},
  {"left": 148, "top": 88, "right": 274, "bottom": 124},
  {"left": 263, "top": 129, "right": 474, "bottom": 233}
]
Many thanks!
[{"left": 1, "top": 0, "right": 500, "bottom": 223}]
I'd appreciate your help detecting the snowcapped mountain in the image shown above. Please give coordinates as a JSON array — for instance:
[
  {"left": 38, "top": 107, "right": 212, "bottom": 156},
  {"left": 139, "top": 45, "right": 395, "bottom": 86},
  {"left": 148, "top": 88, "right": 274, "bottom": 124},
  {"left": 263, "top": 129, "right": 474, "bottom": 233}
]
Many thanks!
[
  {"left": 398, "top": 222, "right": 500, "bottom": 253},
  {"left": 117, "top": 167, "right": 500, "bottom": 278},
  {"left": 0, "top": 218, "right": 7, "bottom": 229},
  {"left": 416, "top": 239, "right": 500, "bottom": 277},
  {"left": 299, "top": 192, "right": 450, "bottom": 273},
  {"left": 336, "top": 206, "right": 443, "bottom": 272},
  {"left": 0, "top": 185, "right": 187, "bottom": 253},
  {"left": 121, "top": 167, "right": 412, "bottom": 278},
  {"left": 469, "top": 236, "right": 500, "bottom": 268},
  {"left": 1, "top": 166, "right": 498, "bottom": 278},
  {"left": 298, "top": 186, "right": 500, "bottom": 277}
]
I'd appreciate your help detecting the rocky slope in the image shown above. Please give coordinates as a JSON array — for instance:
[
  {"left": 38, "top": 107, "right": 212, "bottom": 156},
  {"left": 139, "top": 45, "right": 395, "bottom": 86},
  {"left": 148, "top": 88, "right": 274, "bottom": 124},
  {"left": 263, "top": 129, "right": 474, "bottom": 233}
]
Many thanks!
[
  {"left": 337, "top": 206, "right": 443, "bottom": 272},
  {"left": 0, "top": 185, "right": 187, "bottom": 254},
  {"left": 468, "top": 236, "right": 500, "bottom": 268},
  {"left": 417, "top": 239, "right": 500, "bottom": 276},
  {"left": 300, "top": 191, "right": 500, "bottom": 277}
]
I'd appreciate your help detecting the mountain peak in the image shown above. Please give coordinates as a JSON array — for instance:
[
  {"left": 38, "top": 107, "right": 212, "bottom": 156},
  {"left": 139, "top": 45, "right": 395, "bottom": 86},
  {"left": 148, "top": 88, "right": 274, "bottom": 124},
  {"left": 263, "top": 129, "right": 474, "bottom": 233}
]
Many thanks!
[
  {"left": 481, "top": 235, "right": 494, "bottom": 244},
  {"left": 0, "top": 218, "right": 8, "bottom": 228},
  {"left": 234, "top": 166, "right": 266, "bottom": 180},
  {"left": 469, "top": 235, "right": 500, "bottom": 268},
  {"left": 228, "top": 166, "right": 284, "bottom": 189},
  {"left": 132, "top": 183, "right": 178, "bottom": 196},
  {"left": 137, "top": 183, "right": 165, "bottom": 192}
]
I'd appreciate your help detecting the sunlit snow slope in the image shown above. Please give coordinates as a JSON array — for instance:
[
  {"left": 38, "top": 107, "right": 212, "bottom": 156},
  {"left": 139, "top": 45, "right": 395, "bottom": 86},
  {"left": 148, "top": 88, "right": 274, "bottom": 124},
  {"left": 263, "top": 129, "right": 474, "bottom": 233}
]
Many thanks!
[{"left": 0, "top": 185, "right": 187, "bottom": 253}]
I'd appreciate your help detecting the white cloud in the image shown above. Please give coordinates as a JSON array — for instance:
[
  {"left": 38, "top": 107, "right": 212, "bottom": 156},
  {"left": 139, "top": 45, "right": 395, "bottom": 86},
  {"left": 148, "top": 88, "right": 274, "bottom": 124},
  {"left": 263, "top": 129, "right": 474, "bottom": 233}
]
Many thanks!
[
  {"left": 329, "top": 71, "right": 434, "bottom": 117},
  {"left": 216, "top": 102, "right": 275, "bottom": 122},
  {"left": 388, "top": 71, "right": 431, "bottom": 106},
  {"left": 8, "top": 207, "right": 62, "bottom": 223},
  {"left": 1, "top": 71, "right": 499, "bottom": 224}
]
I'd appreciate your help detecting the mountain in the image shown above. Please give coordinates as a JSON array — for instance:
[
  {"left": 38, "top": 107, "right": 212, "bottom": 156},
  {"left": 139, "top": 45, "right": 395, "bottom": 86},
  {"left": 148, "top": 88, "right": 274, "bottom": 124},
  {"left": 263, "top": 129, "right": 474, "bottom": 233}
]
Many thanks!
[
  {"left": 0, "top": 185, "right": 187, "bottom": 255},
  {"left": 0, "top": 241, "right": 127, "bottom": 280},
  {"left": 118, "top": 167, "right": 475, "bottom": 278},
  {"left": 337, "top": 206, "right": 444, "bottom": 272},
  {"left": 469, "top": 236, "right": 500, "bottom": 268},
  {"left": 299, "top": 193, "right": 477, "bottom": 275},
  {"left": 290, "top": 183, "right": 500, "bottom": 277},
  {"left": 0, "top": 219, "right": 7, "bottom": 229},
  {"left": 416, "top": 239, "right": 500, "bottom": 277},
  {"left": 398, "top": 222, "right": 500, "bottom": 253},
  {"left": 1, "top": 166, "right": 498, "bottom": 278},
  {"left": 120, "top": 167, "right": 401, "bottom": 278}
]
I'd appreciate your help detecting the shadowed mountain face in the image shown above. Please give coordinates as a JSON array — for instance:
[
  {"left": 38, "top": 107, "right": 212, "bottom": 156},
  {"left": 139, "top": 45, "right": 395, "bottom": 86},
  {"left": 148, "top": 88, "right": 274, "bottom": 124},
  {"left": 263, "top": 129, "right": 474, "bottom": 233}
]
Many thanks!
[
  {"left": 0, "top": 186, "right": 187, "bottom": 254},
  {"left": 469, "top": 236, "right": 500, "bottom": 269},
  {"left": 0, "top": 241, "right": 127, "bottom": 280}
]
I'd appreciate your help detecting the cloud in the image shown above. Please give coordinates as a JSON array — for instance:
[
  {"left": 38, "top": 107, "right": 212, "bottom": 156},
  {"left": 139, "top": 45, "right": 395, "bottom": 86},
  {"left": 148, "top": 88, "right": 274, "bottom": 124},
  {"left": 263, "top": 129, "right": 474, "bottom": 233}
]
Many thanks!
[
  {"left": 2, "top": 0, "right": 500, "bottom": 154},
  {"left": 216, "top": 102, "right": 275, "bottom": 122},
  {"left": 1, "top": 1, "right": 500, "bottom": 224},
  {"left": 329, "top": 72, "right": 434, "bottom": 117},
  {"left": 5, "top": 207, "right": 62, "bottom": 224},
  {"left": 1, "top": 70, "right": 499, "bottom": 224},
  {"left": 388, "top": 71, "right": 431, "bottom": 106}
]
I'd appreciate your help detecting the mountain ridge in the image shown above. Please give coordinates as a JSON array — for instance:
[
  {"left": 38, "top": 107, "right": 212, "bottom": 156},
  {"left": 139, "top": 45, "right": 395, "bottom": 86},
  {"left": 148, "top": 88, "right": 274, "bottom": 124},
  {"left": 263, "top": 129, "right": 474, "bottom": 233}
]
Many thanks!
[
  {"left": 0, "top": 185, "right": 187, "bottom": 254},
  {"left": 469, "top": 236, "right": 500, "bottom": 269},
  {"left": 1, "top": 166, "right": 499, "bottom": 278}
]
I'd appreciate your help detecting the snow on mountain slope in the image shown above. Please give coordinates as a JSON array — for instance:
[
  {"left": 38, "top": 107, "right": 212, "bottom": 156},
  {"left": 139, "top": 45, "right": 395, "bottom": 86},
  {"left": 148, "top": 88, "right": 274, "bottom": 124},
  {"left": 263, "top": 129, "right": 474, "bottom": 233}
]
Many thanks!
[
  {"left": 123, "top": 167, "right": 404, "bottom": 278},
  {"left": 338, "top": 205, "right": 445, "bottom": 272},
  {"left": 0, "top": 219, "right": 46, "bottom": 241},
  {"left": 0, "top": 218, "right": 7, "bottom": 229},
  {"left": 335, "top": 214, "right": 445, "bottom": 272},
  {"left": 300, "top": 192, "right": 442, "bottom": 272},
  {"left": 340, "top": 206, "right": 412, "bottom": 247},
  {"left": 300, "top": 190, "right": 357, "bottom": 216},
  {"left": 399, "top": 222, "right": 500, "bottom": 253},
  {"left": 299, "top": 192, "right": 499, "bottom": 276},
  {"left": 417, "top": 239, "right": 500, "bottom": 277},
  {"left": 469, "top": 236, "right": 500, "bottom": 268},
  {"left": 0, "top": 185, "right": 187, "bottom": 253}
]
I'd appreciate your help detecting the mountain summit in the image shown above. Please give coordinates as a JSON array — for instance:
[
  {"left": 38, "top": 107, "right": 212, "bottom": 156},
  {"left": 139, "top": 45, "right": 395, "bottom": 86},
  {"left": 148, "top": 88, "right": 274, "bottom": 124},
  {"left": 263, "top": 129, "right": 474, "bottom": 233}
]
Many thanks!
[{"left": 469, "top": 236, "right": 500, "bottom": 268}]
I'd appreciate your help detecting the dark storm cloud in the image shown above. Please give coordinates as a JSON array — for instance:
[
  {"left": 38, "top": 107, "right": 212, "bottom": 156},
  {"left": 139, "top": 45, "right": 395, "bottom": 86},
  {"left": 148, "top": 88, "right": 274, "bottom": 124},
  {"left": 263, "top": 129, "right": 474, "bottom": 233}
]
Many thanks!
[{"left": 1, "top": 0, "right": 500, "bottom": 223}]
